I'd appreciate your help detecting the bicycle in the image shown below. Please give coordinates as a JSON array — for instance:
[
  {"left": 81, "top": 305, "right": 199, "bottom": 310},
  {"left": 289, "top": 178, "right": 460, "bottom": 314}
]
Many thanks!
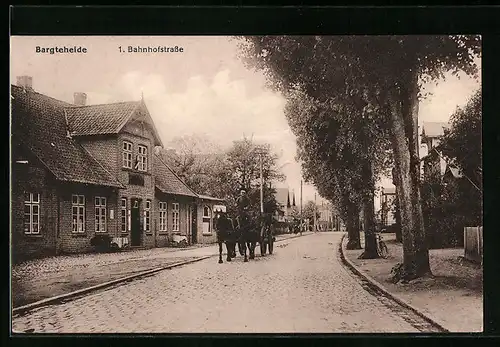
[{"left": 377, "top": 233, "right": 389, "bottom": 258}]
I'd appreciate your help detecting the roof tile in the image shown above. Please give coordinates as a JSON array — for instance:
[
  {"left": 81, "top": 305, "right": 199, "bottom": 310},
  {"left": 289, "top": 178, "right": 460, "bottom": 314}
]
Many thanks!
[
  {"left": 153, "top": 153, "right": 198, "bottom": 198},
  {"left": 11, "top": 85, "right": 124, "bottom": 188},
  {"left": 65, "top": 102, "right": 139, "bottom": 136}
]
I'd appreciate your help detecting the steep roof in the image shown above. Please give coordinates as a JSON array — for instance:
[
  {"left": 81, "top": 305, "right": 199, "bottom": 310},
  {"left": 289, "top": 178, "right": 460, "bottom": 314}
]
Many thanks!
[
  {"left": 153, "top": 153, "right": 198, "bottom": 197},
  {"left": 65, "top": 100, "right": 163, "bottom": 146},
  {"left": 421, "top": 122, "right": 451, "bottom": 138},
  {"left": 197, "top": 194, "right": 225, "bottom": 202},
  {"left": 274, "top": 188, "right": 290, "bottom": 207},
  {"left": 11, "top": 85, "right": 124, "bottom": 188}
]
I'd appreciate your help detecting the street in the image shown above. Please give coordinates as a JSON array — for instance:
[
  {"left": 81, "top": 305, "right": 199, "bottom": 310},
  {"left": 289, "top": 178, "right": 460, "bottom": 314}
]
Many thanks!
[{"left": 12, "top": 233, "right": 423, "bottom": 333}]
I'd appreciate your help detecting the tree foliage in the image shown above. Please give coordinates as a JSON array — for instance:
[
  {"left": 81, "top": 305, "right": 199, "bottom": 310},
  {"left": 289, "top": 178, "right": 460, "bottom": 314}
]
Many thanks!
[
  {"left": 439, "top": 88, "right": 482, "bottom": 190},
  {"left": 238, "top": 35, "right": 481, "bottom": 280},
  {"left": 163, "top": 133, "right": 285, "bottom": 221}
]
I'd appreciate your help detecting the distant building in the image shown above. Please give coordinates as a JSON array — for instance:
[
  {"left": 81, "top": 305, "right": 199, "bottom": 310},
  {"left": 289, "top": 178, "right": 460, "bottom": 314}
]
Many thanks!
[
  {"left": 380, "top": 187, "right": 396, "bottom": 226},
  {"left": 273, "top": 187, "right": 296, "bottom": 222},
  {"left": 421, "top": 121, "right": 450, "bottom": 182}
]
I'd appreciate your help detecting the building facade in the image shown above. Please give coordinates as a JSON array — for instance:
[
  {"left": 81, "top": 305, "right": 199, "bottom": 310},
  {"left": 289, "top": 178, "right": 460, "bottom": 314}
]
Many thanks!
[{"left": 11, "top": 76, "right": 225, "bottom": 262}]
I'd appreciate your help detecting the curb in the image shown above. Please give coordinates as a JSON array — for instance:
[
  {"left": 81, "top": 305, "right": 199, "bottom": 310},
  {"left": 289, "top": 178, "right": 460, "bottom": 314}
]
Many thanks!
[
  {"left": 338, "top": 233, "right": 449, "bottom": 333},
  {"left": 12, "top": 231, "right": 313, "bottom": 318},
  {"left": 12, "top": 255, "right": 213, "bottom": 317}
]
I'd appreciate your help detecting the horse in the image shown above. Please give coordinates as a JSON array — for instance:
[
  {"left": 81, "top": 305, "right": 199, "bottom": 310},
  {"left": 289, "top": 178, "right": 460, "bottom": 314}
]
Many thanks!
[
  {"left": 215, "top": 211, "right": 239, "bottom": 264},
  {"left": 236, "top": 214, "right": 262, "bottom": 262}
]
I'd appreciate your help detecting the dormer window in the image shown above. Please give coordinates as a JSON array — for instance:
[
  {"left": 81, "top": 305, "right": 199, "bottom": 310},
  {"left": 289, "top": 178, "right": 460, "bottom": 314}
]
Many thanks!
[
  {"left": 136, "top": 145, "right": 148, "bottom": 172},
  {"left": 123, "top": 141, "right": 132, "bottom": 168}
]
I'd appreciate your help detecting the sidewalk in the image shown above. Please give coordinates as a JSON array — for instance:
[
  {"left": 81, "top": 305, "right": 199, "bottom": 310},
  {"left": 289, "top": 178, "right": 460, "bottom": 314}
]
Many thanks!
[
  {"left": 12, "top": 232, "right": 313, "bottom": 308},
  {"left": 343, "top": 233, "right": 483, "bottom": 332}
]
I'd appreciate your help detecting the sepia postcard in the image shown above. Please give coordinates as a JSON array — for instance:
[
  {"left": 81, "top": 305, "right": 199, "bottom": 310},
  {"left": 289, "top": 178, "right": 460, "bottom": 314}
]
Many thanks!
[{"left": 10, "top": 34, "right": 483, "bottom": 334}]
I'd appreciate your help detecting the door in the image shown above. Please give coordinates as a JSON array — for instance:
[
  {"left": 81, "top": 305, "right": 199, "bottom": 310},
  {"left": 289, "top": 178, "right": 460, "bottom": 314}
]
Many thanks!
[
  {"left": 131, "top": 198, "right": 141, "bottom": 246},
  {"left": 191, "top": 203, "right": 197, "bottom": 244}
]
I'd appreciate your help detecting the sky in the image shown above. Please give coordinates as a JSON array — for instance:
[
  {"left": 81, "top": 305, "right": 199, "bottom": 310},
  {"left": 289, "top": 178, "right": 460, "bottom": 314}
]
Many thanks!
[{"left": 10, "top": 36, "right": 481, "bottom": 207}]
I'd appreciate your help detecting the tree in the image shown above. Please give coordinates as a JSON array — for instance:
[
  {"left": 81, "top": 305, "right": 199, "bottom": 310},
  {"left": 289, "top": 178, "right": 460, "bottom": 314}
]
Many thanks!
[
  {"left": 439, "top": 89, "right": 482, "bottom": 191},
  {"left": 238, "top": 35, "right": 480, "bottom": 280},
  {"left": 283, "top": 88, "right": 392, "bottom": 256},
  {"left": 422, "top": 88, "right": 483, "bottom": 248},
  {"left": 303, "top": 200, "right": 320, "bottom": 223},
  {"left": 224, "top": 136, "right": 285, "bottom": 219},
  {"left": 160, "top": 133, "right": 227, "bottom": 195}
]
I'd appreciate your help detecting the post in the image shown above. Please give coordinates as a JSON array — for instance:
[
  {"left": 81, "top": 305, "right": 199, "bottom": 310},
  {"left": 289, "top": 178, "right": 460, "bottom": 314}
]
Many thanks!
[
  {"left": 314, "top": 193, "right": 317, "bottom": 232},
  {"left": 259, "top": 153, "right": 264, "bottom": 214},
  {"left": 300, "top": 180, "right": 303, "bottom": 235}
]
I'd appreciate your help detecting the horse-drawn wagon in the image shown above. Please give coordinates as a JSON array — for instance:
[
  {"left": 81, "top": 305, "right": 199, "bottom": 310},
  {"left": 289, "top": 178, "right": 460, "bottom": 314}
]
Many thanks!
[{"left": 214, "top": 206, "right": 276, "bottom": 263}]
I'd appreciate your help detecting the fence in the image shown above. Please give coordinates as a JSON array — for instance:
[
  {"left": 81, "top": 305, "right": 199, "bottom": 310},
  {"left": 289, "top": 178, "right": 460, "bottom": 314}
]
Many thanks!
[{"left": 464, "top": 226, "right": 483, "bottom": 265}]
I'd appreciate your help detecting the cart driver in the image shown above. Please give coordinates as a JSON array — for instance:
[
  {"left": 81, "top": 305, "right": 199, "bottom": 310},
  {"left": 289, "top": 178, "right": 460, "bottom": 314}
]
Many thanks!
[{"left": 236, "top": 186, "right": 250, "bottom": 231}]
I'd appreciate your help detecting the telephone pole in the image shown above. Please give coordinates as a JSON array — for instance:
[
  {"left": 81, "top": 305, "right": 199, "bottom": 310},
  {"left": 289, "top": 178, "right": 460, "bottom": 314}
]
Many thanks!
[
  {"left": 314, "top": 193, "right": 317, "bottom": 232},
  {"left": 259, "top": 153, "right": 264, "bottom": 214},
  {"left": 300, "top": 180, "right": 303, "bottom": 235}
]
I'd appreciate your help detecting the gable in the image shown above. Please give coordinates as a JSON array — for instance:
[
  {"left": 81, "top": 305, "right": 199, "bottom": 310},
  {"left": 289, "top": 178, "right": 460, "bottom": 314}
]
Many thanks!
[
  {"left": 11, "top": 85, "right": 124, "bottom": 188},
  {"left": 65, "top": 99, "right": 163, "bottom": 147},
  {"left": 120, "top": 102, "right": 163, "bottom": 146}
]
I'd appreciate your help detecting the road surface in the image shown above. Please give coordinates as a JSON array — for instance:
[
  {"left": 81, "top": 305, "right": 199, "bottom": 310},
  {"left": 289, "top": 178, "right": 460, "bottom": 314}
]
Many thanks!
[{"left": 12, "top": 232, "right": 425, "bottom": 333}]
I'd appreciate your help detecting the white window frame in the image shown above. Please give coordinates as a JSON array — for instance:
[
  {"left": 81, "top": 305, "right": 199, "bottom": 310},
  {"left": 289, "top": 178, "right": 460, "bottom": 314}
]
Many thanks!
[
  {"left": 172, "top": 203, "right": 180, "bottom": 232},
  {"left": 203, "top": 205, "right": 212, "bottom": 235},
  {"left": 24, "top": 192, "right": 40, "bottom": 234},
  {"left": 120, "top": 198, "right": 127, "bottom": 233},
  {"left": 144, "top": 199, "right": 151, "bottom": 232},
  {"left": 203, "top": 205, "right": 211, "bottom": 218},
  {"left": 95, "top": 197, "right": 107, "bottom": 233},
  {"left": 123, "top": 141, "right": 133, "bottom": 168},
  {"left": 159, "top": 201, "right": 167, "bottom": 232},
  {"left": 72, "top": 194, "right": 86, "bottom": 233},
  {"left": 137, "top": 145, "right": 148, "bottom": 172}
]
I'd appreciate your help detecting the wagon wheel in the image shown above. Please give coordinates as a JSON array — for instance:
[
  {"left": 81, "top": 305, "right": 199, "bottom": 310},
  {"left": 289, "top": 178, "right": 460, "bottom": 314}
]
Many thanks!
[{"left": 260, "top": 225, "right": 267, "bottom": 255}]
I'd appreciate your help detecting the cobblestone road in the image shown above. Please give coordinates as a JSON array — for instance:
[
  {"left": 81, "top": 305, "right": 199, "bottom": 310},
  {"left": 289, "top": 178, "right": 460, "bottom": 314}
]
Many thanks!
[{"left": 12, "top": 233, "right": 420, "bottom": 333}]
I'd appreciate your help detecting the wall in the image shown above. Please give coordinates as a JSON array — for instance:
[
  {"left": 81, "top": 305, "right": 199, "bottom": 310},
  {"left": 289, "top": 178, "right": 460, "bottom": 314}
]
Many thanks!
[
  {"left": 11, "top": 146, "right": 58, "bottom": 262},
  {"left": 79, "top": 136, "right": 118, "bottom": 177},
  {"left": 154, "top": 193, "right": 194, "bottom": 247},
  {"left": 57, "top": 183, "right": 118, "bottom": 254},
  {"left": 196, "top": 199, "right": 218, "bottom": 244},
  {"left": 116, "top": 127, "right": 156, "bottom": 247},
  {"left": 464, "top": 226, "right": 483, "bottom": 264}
]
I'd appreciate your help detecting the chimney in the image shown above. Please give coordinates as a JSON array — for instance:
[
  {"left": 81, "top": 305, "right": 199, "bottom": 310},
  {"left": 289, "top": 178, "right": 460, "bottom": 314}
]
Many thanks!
[
  {"left": 73, "top": 92, "right": 87, "bottom": 106},
  {"left": 16, "top": 76, "right": 33, "bottom": 90}
]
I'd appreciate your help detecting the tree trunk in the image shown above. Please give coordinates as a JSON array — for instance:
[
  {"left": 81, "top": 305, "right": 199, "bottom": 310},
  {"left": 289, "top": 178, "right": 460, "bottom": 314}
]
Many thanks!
[
  {"left": 392, "top": 167, "right": 403, "bottom": 243},
  {"left": 346, "top": 204, "right": 361, "bottom": 250},
  {"left": 359, "top": 161, "right": 379, "bottom": 259},
  {"left": 394, "top": 189, "right": 403, "bottom": 242},
  {"left": 388, "top": 80, "right": 432, "bottom": 280}
]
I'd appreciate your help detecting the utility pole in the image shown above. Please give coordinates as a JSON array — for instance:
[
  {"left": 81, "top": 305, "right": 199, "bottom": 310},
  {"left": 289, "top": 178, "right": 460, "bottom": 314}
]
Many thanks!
[
  {"left": 259, "top": 153, "right": 264, "bottom": 214},
  {"left": 314, "top": 193, "right": 317, "bottom": 232},
  {"left": 300, "top": 180, "right": 303, "bottom": 235}
]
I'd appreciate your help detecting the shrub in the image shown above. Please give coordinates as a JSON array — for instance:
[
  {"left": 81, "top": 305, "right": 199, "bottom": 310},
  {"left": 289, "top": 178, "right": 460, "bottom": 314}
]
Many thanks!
[{"left": 90, "top": 234, "right": 113, "bottom": 253}]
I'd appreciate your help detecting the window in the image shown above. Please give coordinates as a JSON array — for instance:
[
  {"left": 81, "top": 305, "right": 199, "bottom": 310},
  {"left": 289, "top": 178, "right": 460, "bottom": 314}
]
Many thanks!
[
  {"left": 144, "top": 199, "right": 151, "bottom": 232},
  {"left": 121, "top": 198, "right": 127, "bottom": 232},
  {"left": 24, "top": 193, "right": 40, "bottom": 234},
  {"left": 172, "top": 203, "right": 180, "bottom": 232},
  {"left": 159, "top": 201, "right": 167, "bottom": 231},
  {"left": 137, "top": 145, "right": 148, "bottom": 172},
  {"left": 203, "top": 206, "right": 211, "bottom": 218},
  {"left": 123, "top": 141, "right": 132, "bottom": 168},
  {"left": 72, "top": 195, "right": 85, "bottom": 233},
  {"left": 95, "top": 197, "right": 107, "bottom": 232}
]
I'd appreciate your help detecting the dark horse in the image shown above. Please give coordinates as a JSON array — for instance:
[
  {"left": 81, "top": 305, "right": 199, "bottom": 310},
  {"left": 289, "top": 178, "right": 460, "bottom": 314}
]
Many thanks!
[
  {"left": 236, "top": 214, "right": 260, "bottom": 262},
  {"left": 215, "top": 211, "right": 239, "bottom": 264}
]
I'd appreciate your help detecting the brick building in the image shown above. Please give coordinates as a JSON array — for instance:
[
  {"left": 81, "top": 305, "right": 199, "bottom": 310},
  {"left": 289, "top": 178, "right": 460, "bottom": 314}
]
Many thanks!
[{"left": 11, "top": 76, "right": 223, "bottom": 262}]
